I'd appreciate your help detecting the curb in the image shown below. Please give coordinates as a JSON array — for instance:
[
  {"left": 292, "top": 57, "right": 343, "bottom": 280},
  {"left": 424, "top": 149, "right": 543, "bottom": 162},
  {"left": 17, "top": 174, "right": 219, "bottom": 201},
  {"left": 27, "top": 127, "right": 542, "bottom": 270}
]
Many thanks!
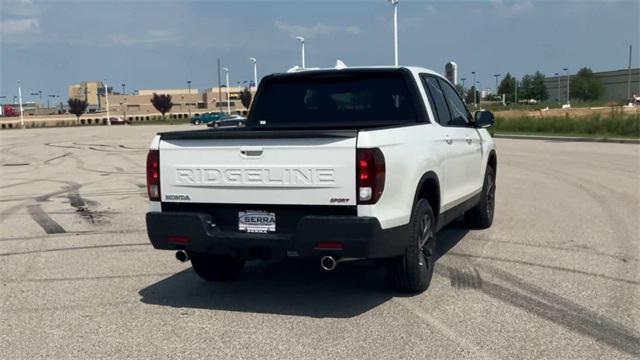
[{"left": 494, "top": 133, "right": 640, "bottom": 144}]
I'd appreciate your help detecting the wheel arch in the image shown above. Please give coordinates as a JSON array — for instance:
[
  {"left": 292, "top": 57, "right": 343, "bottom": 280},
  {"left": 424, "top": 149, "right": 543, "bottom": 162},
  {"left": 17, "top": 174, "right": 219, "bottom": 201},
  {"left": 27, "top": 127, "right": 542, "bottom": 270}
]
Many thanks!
[
  {"left": 487, "top": 149, "right": 497, "bottom": 175},
  {"left": 412, "top": 171, "right": 441, "bottom": 225}
]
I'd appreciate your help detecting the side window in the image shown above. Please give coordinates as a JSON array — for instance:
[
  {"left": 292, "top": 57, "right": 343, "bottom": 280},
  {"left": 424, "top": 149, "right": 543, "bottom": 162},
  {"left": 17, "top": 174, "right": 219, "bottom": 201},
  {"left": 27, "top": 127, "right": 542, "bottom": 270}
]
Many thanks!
[
  {"left": 421, "top": 75, "right": 451, "bottom": 126},
  {"left": 437, "top": 78, "right": 472, "bottom": 127}
]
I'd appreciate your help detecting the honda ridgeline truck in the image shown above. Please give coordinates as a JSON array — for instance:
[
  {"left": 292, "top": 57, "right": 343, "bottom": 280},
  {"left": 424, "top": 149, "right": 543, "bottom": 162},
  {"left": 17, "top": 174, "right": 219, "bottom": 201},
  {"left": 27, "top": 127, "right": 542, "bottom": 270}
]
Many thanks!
[{"left": 145, "top": 66, "right": 497, "bottom": 293}]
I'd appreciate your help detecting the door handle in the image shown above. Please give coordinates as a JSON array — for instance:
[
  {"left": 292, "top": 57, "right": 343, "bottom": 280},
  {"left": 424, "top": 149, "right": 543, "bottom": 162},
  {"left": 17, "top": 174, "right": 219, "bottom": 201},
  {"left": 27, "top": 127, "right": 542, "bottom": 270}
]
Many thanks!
[
  {"left": 465, "top": 136, "right": 473, "bottom": 145},
  {"left": 240, "top": 146, "right": 263, "bottom": 157},
  {"left": 445, "top": 135, "right": 453, "bottom": 145}
]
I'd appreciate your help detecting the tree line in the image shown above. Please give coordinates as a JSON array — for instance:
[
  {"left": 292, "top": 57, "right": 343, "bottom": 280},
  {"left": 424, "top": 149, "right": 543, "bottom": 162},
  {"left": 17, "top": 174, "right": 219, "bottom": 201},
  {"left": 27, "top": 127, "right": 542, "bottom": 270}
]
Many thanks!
[
  {"left": 495, "top": 68, "right": 604, "bottom": 103},
  {"left": 455, "top": 67, "right": 605, "bottom": 105}
]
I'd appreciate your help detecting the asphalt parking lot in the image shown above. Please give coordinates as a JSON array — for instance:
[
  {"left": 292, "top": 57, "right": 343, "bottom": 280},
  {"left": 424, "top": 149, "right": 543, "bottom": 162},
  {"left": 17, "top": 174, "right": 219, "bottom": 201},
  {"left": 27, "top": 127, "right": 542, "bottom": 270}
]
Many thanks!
[{"left": 0, "top": 125, "right": 638, "bottom": 359}]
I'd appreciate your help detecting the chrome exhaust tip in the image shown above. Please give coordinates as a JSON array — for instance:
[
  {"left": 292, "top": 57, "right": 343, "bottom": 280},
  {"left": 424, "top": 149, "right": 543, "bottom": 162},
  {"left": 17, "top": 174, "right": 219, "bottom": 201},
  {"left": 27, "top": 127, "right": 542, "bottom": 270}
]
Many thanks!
[
  {"left": 320, "top": 256, "right": 337, "bottom": 271},
  {"left": 175, "top": 250, "right": 190, "bottom": 263}
]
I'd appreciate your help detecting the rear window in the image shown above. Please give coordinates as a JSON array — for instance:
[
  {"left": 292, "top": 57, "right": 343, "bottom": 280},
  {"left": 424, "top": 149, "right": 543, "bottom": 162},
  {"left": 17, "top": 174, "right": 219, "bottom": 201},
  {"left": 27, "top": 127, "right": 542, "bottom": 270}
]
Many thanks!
[{"left": 249, "top": 71, "right": 419, "bottom": 128}]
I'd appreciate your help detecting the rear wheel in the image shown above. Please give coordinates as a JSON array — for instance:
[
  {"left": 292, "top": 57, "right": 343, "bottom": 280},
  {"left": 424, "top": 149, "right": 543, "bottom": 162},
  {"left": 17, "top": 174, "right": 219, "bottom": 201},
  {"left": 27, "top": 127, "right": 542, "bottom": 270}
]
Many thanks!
[
  {"left": 190, "top": 253, "right": 244, "bottom": 281},
  {"left": 465, "top": 166, "right": 496, "bottom": 229},
  {"left": 387, "top": 198, "right": 436, "bottom": 293}
]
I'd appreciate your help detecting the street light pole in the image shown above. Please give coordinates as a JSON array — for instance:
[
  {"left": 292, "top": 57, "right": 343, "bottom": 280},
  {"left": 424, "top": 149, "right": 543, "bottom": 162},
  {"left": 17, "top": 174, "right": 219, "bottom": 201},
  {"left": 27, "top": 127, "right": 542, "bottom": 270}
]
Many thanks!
[
  {"left": 389, "top": 0, "right": 399, "bottom": 66},
  {"left": 554, "top": 72, "right": 560, "bottom": 105},
  {"left": 514, "top": 77, "right": 518, "bottom": 105},
  {"left": 460, "top": 78, "right": 466, "bottom": 89},
  {"left": 563, "top": 68, "right": 570, "bottom": 107},
  {"left": 187, "top": 80, "right": 191, "bottom": 94},
  {"left": 627, "top": 44, "right": 632, "bottom": 100},
  {"left": 223, "top": 67, "right": 231, "bottom": 115},
  {"left": 121, "top": 83, "right": 126, "bottom": 95},
  {"left": 18, "top": 81, "right": 25, "bottom": 129},
  {"left": 104, "top": 80, "right": 111, "bottom": 125},
  {"left": 249, "top": 57, "right": 258, "bottom": 88},
  {"left": 493, "top": 74, "right": 500, "bottom": 95},
  {"left": 295, "top": 37, "right": 305, "bottom": 68},
  {"left": 471, "top": 71, "right": 477, "bottom": 107}
]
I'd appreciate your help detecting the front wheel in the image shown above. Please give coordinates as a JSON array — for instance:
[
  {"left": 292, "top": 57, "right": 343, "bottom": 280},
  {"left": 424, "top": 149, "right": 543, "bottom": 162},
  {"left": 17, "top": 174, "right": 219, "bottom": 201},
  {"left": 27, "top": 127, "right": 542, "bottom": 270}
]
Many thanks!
[
  {"left": 190, "top": 253, "right": 244, "bottom": 281},
  {"left": 192, "top": 119, "right": 201, "bottom": 125},
  {"left": 387, "top": 198, "right": 436, "bottom": 293},
  {"left": 465, "top": 166, "right": 496, "bottom": 229}
]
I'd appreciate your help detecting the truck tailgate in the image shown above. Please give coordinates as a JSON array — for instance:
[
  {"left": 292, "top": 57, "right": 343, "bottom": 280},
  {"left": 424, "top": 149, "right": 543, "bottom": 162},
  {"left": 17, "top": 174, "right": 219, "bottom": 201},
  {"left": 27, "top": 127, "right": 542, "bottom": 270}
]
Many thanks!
[{"left": 158, "top": 130, "right": 357, "bottom": 206}]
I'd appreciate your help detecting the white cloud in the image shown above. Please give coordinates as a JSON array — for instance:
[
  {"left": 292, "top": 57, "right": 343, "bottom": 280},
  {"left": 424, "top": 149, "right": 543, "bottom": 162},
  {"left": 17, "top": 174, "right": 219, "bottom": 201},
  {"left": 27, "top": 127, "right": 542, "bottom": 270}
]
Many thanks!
[
  {"left": 275, "top": 21, "right": 361, "bottom": 39},
  {"left": 490, "top": 0, "right": 534, "bottom": 16},
  {"left": 0, "top": 18, "right": 40, "bottom": 35}
]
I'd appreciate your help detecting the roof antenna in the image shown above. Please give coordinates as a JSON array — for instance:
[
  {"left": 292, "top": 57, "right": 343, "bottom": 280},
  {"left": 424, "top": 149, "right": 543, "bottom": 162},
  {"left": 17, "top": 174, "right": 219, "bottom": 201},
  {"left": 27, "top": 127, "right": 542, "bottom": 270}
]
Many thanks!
[{"left": 335, "top": 59, "right": 348, "bottom": 70}]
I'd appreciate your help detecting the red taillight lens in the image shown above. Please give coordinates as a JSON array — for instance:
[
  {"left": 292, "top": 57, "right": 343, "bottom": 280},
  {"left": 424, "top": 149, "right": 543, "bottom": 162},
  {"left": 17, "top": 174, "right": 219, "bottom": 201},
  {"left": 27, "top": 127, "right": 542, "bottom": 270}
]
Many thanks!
[
  {"left": 146, "top": 150, "right": 160, "bottom": 201},
  {"left": 315, "top": 241, "right": 343, "bottom": 250},
  {"left": 356, "top": 148, "right": 385, "bottom": 204}
]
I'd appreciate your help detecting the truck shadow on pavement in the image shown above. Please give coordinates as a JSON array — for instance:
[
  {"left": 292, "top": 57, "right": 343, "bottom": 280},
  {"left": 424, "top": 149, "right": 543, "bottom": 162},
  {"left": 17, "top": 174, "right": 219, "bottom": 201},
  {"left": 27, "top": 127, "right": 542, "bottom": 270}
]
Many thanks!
[{"left": 138, "top": 224, "right": 471, "bottom": 319}]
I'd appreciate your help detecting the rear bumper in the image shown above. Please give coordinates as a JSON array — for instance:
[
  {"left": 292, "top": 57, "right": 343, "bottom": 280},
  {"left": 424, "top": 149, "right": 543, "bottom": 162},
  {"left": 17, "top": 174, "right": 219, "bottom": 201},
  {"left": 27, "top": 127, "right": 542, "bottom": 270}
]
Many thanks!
[{"left": 146, "top": 211, "right": 409, "bottom": 259}]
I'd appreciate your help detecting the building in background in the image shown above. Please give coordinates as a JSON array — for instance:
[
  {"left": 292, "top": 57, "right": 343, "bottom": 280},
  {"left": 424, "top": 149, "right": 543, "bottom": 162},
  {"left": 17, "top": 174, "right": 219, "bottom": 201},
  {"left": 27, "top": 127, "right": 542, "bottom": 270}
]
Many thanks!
[
  {"left": 95, "top": 86, "right": 256, "bottom": 117},
  {"left": 68, "top": 81, "right": 113, "bottom": 109},
  {"left": 545, "top": 68, "right": 640, "bottom": 103},
  {"left": 445, "top": 62, "right": 458, "bottom": 85}
]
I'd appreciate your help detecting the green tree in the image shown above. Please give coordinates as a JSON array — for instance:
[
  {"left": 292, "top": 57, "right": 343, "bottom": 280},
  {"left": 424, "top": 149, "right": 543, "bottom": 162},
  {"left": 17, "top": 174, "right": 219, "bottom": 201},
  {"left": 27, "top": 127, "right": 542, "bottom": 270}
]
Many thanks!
[
  {"left": 519, "top": 72, "right": 549, "bottom": 102},
  {"left": 570, "top": 67, "right": 604, "bottom": 101},
  {"left": 530, "top": 71, "right": 549, "bottom": 102},
  {"left": 239, "top": 87, "right": 253, "bottom": 109},
  {"left": 497, "top": 73, "right": 515, "bottom": 103},
  {"left": 150, "top": 93, "right": 173, "bottom": 119},
  {"left": 519, "top": 74, "right": 533, "bottom": 101},
  {"left": 67, "top": 98, "right": 88, "bottom": 124},
  {"left": 455, "top": 84, "right": 466, "bottom": 98},
  {"left": 464, "top": 85, "right": 481, "bottom": 105}
]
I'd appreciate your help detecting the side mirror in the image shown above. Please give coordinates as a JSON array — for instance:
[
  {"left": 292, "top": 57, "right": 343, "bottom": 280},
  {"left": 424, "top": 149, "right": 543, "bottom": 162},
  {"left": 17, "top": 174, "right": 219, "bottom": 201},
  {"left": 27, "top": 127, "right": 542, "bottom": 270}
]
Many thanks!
[{"left": 474, "top": 111, "right": 494, "bottom": 128}]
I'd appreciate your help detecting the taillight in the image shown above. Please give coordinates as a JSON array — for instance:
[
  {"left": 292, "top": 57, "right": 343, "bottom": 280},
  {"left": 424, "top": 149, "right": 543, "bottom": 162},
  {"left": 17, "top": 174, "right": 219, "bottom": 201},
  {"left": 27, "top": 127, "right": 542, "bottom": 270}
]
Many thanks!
[
  {"left": 146, "top": 150, "right": 160, "bottom": 201},
  {"left": 356, "top": 148, "right": 385, "bottom": 204}
]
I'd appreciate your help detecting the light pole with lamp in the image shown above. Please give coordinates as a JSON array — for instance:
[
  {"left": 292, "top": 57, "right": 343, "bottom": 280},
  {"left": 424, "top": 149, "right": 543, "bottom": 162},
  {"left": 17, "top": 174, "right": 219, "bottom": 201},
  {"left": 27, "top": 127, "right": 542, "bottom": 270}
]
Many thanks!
[
  {"left": 554, "top": 72, "right": 560, "bottom": 105},
  {"left": 563, "top": 68, "right": 570, "bottom": 107},
  {"left": 187, "top": 81, "right": 192, "bottom": 118},
  {"left": 249, "top": 57, "right": 258, "bottom": 88},
  {"left": 295, "top": 36, "right": 305, "bottom": 68},
  {"left": 122, "top": 96, "right": 127, "bottom": 121},
  {"left": 18, "top": 81, "right": 25, "bottom": 129},
  {"left": 104, "top": 80, "right": 111, "bottom": 125},
  {"left": 47, "top": 94, "right": 58, "bottom": 108},
  {"left": 223, "top": 67, "right": 231, "bottom": 115},
  {"left": 471, "top": 71, "right": 477, "bottom": 107},
  {"left": 121, "top": 83, "right": 126, "bottom": 95},
  {"left": 388, "top": 0, "right": 399, "bottom": 66}
]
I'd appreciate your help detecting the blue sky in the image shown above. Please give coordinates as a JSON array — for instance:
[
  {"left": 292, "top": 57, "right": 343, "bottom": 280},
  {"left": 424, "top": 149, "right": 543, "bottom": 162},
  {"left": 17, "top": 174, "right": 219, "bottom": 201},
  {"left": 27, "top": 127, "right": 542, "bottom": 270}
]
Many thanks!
[{"left": 1, "top": 0, "right": 638, "bottom": 102}]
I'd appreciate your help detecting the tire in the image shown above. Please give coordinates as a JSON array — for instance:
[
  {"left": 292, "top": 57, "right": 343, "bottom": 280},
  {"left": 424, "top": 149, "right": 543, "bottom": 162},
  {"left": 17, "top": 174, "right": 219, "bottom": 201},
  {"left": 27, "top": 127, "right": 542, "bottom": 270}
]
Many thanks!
[
  {"left": 193, "top": 119, "right": 201, "bottom": 125},
  {"left": 387, "top": 198, "right": 436, "bottom": 294},
  {"left": 190, "top": 253, "right": 244, "bottom": 281},
  {"left": 465, "top": 166, "right": 496, "bottom": 229}
]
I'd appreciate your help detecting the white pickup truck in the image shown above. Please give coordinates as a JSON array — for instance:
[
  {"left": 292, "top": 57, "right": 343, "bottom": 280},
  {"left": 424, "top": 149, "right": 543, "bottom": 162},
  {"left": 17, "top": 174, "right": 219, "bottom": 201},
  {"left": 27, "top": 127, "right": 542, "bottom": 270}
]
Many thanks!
[{"left": 145, "top": 66, "right": 497, "bottom": 293}]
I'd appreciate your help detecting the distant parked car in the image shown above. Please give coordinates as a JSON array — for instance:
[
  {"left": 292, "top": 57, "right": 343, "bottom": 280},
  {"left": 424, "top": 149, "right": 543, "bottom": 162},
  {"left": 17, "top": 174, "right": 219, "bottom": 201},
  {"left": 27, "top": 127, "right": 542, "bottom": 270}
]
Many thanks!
[
  {"left": 109, "top": 117, "right": 131, "bottom": 125},
  {"left": 207, "top": 115, "right": 246, "bottom": 129},
  {"left": 191, "top": 112, "right": 226, "bottom": 125}
]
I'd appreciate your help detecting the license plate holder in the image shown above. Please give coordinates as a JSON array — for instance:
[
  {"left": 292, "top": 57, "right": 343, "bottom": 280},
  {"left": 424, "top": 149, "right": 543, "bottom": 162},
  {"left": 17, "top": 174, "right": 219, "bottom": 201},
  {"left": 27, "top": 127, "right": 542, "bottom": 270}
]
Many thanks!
[{"left": 238, "top": 211, "right": 276, "bottom": 233}]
